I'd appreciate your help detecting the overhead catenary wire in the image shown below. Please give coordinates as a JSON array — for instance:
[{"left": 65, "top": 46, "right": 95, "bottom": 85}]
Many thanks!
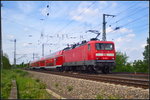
[
  {"left": 38, "top": 1, "right": 84, "bottom": 48},
  {"left": 119, "top": 13, "right": 148, "bottom": 28},
  {"left": 54, "top": 1, "right": 116, "bottom": 50},
  {"left": 107, "top": 13, "right": 148, "bottom": 34},
  {"left": 115, "top": 7, "right": 148, "bottom": 23},
  {"left": 54, "top": 1, "right": 97, "bottom": 50},
  {"left": 55, "top": 1, "right": 97, "bottom": 35},
  {"left": 105, "top": 1, "right": 142, "bottom": 25},
  {"left": 108, "top": 7, "right": 148, "bottom": 27},
  {"left": 115, "top": 1, "right": 142, "bottom": 16}
]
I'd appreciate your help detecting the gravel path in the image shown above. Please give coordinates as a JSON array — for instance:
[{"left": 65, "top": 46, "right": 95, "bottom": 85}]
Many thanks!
[{"left": 26, "top": 70, "right": 149, "bottom": 99}]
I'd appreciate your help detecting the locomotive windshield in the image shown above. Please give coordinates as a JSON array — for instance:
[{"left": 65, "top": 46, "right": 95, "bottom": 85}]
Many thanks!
[{"left": 96, "top": 43, "right": 113, "bottom": 50}]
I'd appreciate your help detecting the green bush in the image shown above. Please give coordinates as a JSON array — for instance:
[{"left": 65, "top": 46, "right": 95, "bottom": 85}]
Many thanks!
[
  {"left": 2, "top": 54, "right": 11, "bottom": 69},
  {"left": 54, "top": 83, "right": 59, "bottom": 88},
  {"left": 66, "top": 85, "right": 73, "bottom": 92},
  {"left": 133, "top": 60, "right": 149, "bottom": 73},
  {"left": 96, "top": 94, "right": 104, "bottom": 99},
  {"left": 35, "top": 79, "right": 40, "bottom": 82},
  {"left": 14, "top": 69, "right": 28, "bottom": 77},
  {"left": 1, "top": 70, "right": 12, "bottom": 99},
  {"left": 1, "top": 69, "right": 51, "bottom": 99}
]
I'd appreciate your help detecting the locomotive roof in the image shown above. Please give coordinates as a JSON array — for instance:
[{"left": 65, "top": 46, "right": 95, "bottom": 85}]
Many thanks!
[
  {"left": 87, "top": 40, "right": 114, "bottom": 44},
  {"left": 30, "top": 40, "right": 114, "bottom": 63},
  {"left": 63, "top": 40, "right": 114, "bottom": 51}
]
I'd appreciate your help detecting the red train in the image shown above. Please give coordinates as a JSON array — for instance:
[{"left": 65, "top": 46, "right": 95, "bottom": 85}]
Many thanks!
[{"left": 30, "top": 38, "right": 116, "bottom": 73}]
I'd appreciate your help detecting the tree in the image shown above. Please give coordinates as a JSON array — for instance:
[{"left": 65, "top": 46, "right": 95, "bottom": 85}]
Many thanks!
[
  {"left": 142, "top": 37, "right": 149, "bottom": 73},
  {"left": 2, "top": 53, "right": 11, "bottom": 69},
  {"left": 113, "top": 51, "right": 129, "bottom": 72},
  {"left": 132, "top": 37, "right": 149, "bottom": 73},
  {"left": 143, "top": 38, "right": 149, "bottom": 64},
  {"left": 133, "top": 60, "right": 148, "bottom": 73}
]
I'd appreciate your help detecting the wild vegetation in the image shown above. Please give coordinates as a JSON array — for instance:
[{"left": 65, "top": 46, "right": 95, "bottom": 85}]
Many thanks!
[
  {"left": 1, "top": 38, "right": 149, "bottom": 99},
  {"left": 113, "top": 38, "right": 149, "bottom": 73},
  {"left": 96, "top": 93, "right": 120, "bottom": 99},
  {"left": 1, "top": 69, "right": 51, "bottom": 99}
]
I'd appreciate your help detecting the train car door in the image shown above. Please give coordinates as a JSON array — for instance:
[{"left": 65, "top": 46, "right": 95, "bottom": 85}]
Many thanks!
[{"left": 87, "top": 44, "right": 92, "bottom": 60}]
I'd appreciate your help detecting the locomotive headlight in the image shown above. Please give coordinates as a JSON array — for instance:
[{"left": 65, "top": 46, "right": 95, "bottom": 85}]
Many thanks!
[
  {"left": 107, "top": 53, "right": 114, "bottom": 56},
  {"left": 96, "top": 53, "right": 103, "bottom": 56}
]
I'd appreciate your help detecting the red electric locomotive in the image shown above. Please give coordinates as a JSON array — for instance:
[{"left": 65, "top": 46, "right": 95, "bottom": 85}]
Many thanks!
[
  {"left": 30, "top": 38, "right": 116, "bottom": 73},
  {"left": 62, "top": 38, "right": 116, "bottom": 73}
]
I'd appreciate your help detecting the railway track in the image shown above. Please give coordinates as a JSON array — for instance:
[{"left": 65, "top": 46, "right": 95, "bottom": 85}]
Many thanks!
[
  {"left": 102, "top": 73, "right": 149, "bottom": 79},
  {"left": 26, "top": 69, "right": 149, "bottom": 89}
]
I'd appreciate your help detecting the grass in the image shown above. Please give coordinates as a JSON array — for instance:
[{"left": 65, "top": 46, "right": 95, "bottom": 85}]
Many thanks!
[
  {"left": 1, "top": 70, "right": 13, "bottom": 99},
  {"left": 54, "top": 83, "right": 59, "bottom": 88},
  {"left": 1, "top": 69, "right": 51, "bottom": 99},
  {"left": 66, "top": 85, "right": 73, "bottom": 92},
  {"left": 96, "top": 93, "right": 121, "bottom": 99},
  {"left": 96, "top": 94, "right": 104, "bottom": 99}
]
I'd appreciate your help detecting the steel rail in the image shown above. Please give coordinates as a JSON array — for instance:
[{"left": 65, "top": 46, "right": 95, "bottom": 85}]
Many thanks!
[{"left": 26, "top": 69, "right": 149, "bottom": 89}]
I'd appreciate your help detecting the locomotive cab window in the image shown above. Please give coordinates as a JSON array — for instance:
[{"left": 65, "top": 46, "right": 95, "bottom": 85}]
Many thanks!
[{"left": 96, "top": 43, "right": 113, "bottom": 50}]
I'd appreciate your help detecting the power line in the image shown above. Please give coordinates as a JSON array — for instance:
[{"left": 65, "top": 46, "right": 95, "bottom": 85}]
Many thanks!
[
  {"left": 66, "top": 1, "right": 114, "bottom": 36},
  {"left": 2, "top": 17, "right": 41, "bottom": 32},
  {"left": 37, "top": 1, "right": 84, "bottom": 51},
  {"left": 115, "top": 7, "right": 148, "bottom": 24},
  {"left": 115, "top": 1, "right": 141, "bottom": 16},
  {"left": 54, "top": 1, "right": 97, "bottom": 50},
  {"left": 107, "top": 14, "right": 148, "bottom": 34},
  {"left": 119, "top": 14, "right": 148, "bottom": 27},
  {"left": 128, "top": 23, "right": 148, "bottom": 29},
  {"left": 105, "top": 1, "right": 142, "bottom": 25},
  {"left": 108, "top": 7, "right": 148, "bottom": 27},
  {"left": 55, "top": 1, "right": 96, "bottom": 35}
]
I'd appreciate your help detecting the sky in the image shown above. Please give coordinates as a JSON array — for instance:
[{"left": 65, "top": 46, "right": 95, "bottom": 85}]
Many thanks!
[{"left": 1, "top": 1, "right": 149, "bottom": 64}]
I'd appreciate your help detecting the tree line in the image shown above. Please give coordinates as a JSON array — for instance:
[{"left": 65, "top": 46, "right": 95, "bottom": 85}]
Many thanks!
[
  {"left": 114, "top": 38, "right": 149, "bottom": 73},
  {"left": 1, "top": 38, "right": 149, "bottom": 73}
]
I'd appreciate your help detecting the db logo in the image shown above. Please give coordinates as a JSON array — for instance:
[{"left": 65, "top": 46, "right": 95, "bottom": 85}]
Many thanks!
[{"left": 104, "top": 54, "right": 107, "bottom": 56}]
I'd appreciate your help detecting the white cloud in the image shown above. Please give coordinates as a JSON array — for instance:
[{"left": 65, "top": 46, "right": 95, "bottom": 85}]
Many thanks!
[
  {"left": 106, "top": 27, "right": 114, "bottom": 33},
  {"left": 69, "top": 2, "right": 99, "bottom": 23},
  {"left": 70, "top": 8, "right": 99, "bottom": 22},
  {"left": 112, "top": 2, "right": 117, "bottom": 7},
  {"left": 39, "top": 8, "right": 49, "bottom": 16},
  {"left": 72, "top": 16, "right": 82, "bottom": 21},
  {"left": 23, "top": 43, "right": 30, "bottom": 47},
  {"left": 119, "top": 28, "right": 133, "bottom": 33},
  {"left": 126, "top": 33, "right": 135, "bottom": 38},
  {"left": 23, "top": 28, "right": 29, "bottom": 32},
  {"left": 2, "top": 1, "right": 148, "bottom": 64},
  {"left": 12, "top": 13, "right": 26, "bottom": 21},
  {"left": 115, "top": 33, "right": 135, "bottom": 43},
  {"left": 6, "top": 34, "right": 14, "bottom": 40},
  {"left": 17, "top": 1, "right": 36, "bottom": 14},
  {"left": 141, "top": 43, "right": 147, "bottom": 48}
]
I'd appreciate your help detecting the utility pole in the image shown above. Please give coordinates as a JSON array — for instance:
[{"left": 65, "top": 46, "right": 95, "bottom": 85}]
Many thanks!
[
  {"left": 1, "top": 3, "right": 3, "bottom": 69},
  {"left": 33, "top": 53, "right": 34, "bottom": 60},
  {"left": 42, "top": 44, "right": 44, "bottom": 57},
  {"left": 102, "top": 14, "right": 115, "bottom": 41},
  {"left": 14, "top": 39, "right": 16, "bottom": 68}
]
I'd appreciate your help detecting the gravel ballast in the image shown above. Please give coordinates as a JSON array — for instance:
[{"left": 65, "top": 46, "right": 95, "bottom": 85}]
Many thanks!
[{"left": 26, "top": 70, "right": 149, "bottom": 99}]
